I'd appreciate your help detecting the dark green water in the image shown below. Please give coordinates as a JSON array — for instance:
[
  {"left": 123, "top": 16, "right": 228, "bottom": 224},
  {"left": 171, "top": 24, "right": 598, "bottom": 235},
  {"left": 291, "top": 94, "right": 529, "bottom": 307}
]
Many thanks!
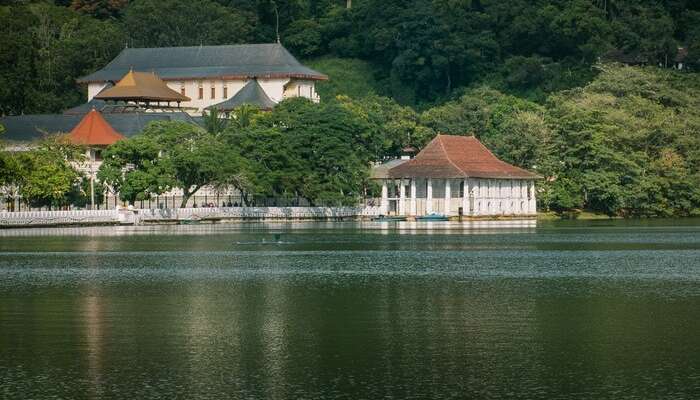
[{"left": 1, "top": 220, "right": 699, "bottom": 399}]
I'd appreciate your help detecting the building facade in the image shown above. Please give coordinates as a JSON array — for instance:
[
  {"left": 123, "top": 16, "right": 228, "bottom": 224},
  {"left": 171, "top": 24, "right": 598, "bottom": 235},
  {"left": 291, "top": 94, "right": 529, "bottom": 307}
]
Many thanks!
[
  {"left": 78, "top": 43, "right": 327, "bottom": 114},
  {"left": 372, "top": 135, "right": 541, "bottom": 217}
]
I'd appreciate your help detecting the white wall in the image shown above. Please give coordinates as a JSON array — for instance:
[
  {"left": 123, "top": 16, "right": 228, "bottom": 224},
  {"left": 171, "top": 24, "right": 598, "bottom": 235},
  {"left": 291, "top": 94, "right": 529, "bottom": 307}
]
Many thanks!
[
  {"left": 87, "top": 78, "right": 320, "bottom": 114},
  {"left": 87, "top": 82, "right": 109, "bottom": 101}
]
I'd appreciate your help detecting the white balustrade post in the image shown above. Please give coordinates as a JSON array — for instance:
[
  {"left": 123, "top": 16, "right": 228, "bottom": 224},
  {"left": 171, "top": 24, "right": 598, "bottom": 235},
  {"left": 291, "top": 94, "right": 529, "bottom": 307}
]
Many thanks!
[
  {"left": 426, "top": 178, "right": 433, "bottom": 214},
  {"left": 381, "top": 181, "right": 388, "bottom": 215},
  {"left": 444, "top": 179, "right": 451, "bottom": 216},
  {"left": 462, "top": 178, "right": 469, "bottom": 216},
  {"left": 399, "top": 179, "right": 406, "bottom": 215},
  {"left": 410, "top": 178, "right": 417, "bottom": 216}
]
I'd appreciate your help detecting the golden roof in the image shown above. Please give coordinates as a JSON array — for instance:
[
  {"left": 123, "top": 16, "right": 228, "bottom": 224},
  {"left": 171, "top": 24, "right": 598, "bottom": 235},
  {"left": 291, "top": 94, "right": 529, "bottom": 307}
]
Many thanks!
[{"left": 95, "top": 70, "right": 190, "bottom": 103}]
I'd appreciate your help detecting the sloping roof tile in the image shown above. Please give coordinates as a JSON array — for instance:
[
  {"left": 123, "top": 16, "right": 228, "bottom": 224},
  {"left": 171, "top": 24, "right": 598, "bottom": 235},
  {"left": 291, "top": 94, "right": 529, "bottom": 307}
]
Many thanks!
[
  {"left": 78, "top": 43, "right": 328, "bottom": 83},
  {"left": 207, "top": 80, "right": 276, "bottom": 111},
  {"left": 95, "top": 70, "right": 190, "bottom": 102},
  {"left": 1, "top": 112, "right": 201, "bottom": 143},
  {"left": 388, "top": 135, "right": 541, "bottom": 180},
  {"left": 68, "top": 109, "right": 125, "bottom": 146}
]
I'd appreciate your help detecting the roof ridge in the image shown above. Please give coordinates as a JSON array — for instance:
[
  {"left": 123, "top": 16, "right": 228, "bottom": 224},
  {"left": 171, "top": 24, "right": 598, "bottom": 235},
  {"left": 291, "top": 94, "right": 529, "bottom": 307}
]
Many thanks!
[
  {"left": 438, "top": 134, "right": 468, "bottom": 177},
  {"left": 124, "top": 43, "right": 283, "bottom": 51}
]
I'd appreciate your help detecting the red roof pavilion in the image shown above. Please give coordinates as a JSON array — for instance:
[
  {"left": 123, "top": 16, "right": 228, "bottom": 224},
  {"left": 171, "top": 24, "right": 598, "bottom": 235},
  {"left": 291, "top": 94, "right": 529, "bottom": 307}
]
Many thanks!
[
  {"left": 388, "top": 134, "right": 541, "bottom": 180},
  {"left": 68, "top": 109, "right": 125, "bottom": 146}
]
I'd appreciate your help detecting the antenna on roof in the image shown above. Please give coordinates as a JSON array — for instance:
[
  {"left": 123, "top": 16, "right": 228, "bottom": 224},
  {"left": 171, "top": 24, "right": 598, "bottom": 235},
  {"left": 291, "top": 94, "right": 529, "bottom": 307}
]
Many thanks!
[{"left": 273, "top": 2, "right": 280, "bottom": 44}]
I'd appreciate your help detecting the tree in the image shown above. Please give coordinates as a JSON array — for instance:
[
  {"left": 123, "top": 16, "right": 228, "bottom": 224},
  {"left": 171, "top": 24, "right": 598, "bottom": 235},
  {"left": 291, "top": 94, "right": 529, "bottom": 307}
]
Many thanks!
[
  {"left": 223, "top": 98, "right": 371, "bottom": 205},
  {"left": 70, "top": 0, "right": 128, "bottom": 18},
  {"left": 98, "top": 121, "right": 245, "bottom": 207},
  {"left": 12, "top": 135, "right": 85, "bottom": 209},
  {"left": 122, "top": 0, "right": 254, "bottom": 47},
  {"left": 545, "top": 65, "right": 700, "bottom": 216}
]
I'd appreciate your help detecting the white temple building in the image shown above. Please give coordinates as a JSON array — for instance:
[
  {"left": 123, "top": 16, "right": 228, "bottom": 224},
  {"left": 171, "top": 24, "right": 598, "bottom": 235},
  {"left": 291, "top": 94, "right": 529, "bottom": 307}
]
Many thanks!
[
  {"left": 371, "top": 135, "right": 541, "bottom": 217},
  {"left": 77, "top": 43, "right": 327, "bottom": 114}
]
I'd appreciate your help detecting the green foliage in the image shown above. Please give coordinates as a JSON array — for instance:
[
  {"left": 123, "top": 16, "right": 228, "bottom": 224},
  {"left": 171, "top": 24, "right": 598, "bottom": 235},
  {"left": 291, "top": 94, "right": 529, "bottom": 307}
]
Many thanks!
[
  {"left": 336, "top": 95, "right": 433, "bottom": 160},
  {"left": 11, "top": 136, "right": 85, "bottom": 208},
  {"left": 70, "top": 0, "right": 128, "bottom": 18},
  {"left": 98, "top": 121, "right": 244, "bottom": 207},
  {"left": 122, "top": 0, "right": 254, "bottom": 47},
  {"left": 0, "top": 2, "right": 125, "bottom": 114},
  {"left": 284, "top": 19, "right": 323, "bottom": 57},
  {"left": 223, "top": 97, "right": 371, "bottom": 205},
  {"left": 305, "top": 57, "right": 381, "bottom": 100},
  {"left": 544, "top": 65, "right": 700, "bottom": 216}
]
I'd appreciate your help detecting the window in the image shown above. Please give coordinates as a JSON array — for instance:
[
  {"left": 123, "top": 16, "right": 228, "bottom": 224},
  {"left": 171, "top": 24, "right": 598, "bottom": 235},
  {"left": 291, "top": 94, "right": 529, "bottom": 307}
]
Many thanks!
[
  {"left": 198, "top": 83, "right": 203, "bottom": 100},
  {"left": 180, "top": 83, "right": 186, "bottom": 96},
  {"left": 211, "top": 86, "right": 216, "bottom": 99},
  {"left": 223, "top": 85, "right": 228, "bottom": 98}
]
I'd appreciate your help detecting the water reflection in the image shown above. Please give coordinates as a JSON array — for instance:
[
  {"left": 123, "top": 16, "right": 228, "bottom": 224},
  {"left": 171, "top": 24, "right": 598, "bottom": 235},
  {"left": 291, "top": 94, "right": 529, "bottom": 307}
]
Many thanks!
[{"left": 1, "top": 221, "right": 699, "bottom": 399}]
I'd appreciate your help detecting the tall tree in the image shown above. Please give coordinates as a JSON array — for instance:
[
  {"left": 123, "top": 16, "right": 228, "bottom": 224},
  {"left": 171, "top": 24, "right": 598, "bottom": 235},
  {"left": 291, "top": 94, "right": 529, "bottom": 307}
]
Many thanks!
[{"left": 98, "top": 121, "right": 245, "bottom": 207}]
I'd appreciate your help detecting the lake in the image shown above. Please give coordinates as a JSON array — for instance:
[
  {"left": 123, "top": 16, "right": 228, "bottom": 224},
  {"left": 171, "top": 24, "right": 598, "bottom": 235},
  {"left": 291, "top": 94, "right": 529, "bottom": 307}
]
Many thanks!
[{"left": 1, "top": 220, "right": 699, "bottom": 399}]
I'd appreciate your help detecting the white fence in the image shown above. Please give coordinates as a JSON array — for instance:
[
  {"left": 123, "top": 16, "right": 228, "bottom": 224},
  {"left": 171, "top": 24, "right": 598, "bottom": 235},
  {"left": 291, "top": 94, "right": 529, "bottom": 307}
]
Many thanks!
[
  {"left": 0, "top": 206, "right": 383, "bottom": 228},
  {"left": 0, "top": 209, "right": 119, "bottom": 227},
  {"left": 137, "top": 206, "right": 380, "bottom": 222}
]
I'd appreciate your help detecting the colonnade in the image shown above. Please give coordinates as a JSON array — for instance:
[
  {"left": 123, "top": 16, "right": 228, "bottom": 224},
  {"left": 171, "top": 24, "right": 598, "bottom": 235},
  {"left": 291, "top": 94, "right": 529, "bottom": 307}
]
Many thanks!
[{"left": 379, "top": 177, "right": 536, "bottom": 217}]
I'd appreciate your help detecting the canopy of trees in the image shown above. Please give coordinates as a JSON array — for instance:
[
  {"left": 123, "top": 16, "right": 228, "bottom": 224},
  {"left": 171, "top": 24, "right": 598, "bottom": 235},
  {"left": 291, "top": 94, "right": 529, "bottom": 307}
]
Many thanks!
[
  {"left": 1, "top": 0, "right": 700, "bottom": 114},
  {"left": 2, "top": 1, "right": 700, "bottom": 217}
]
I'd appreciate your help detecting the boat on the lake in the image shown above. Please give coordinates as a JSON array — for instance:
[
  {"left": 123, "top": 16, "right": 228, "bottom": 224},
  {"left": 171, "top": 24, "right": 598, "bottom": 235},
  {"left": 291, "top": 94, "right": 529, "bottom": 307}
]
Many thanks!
[
  {"left": 372, "top": 215, "right": 407, "bottom": 222},
  {"left": 416, "top": 213, "right": 449, "bottom": 221}
]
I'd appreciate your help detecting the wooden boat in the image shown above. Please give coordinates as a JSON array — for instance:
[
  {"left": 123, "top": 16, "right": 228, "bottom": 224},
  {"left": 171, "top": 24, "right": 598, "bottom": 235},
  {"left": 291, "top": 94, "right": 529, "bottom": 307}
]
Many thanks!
[{"left": 416, "top": 213, "right": 449, "bottom": 221}]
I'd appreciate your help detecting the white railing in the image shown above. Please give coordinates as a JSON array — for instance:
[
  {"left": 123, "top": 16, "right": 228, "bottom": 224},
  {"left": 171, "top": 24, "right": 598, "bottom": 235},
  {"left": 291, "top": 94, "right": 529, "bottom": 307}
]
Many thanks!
[
  {"left": 0, "top": 206, "right": 383, "bottom": 227},
  {"left": 137, "top": 206, "right": 372, "bottom": 221},
  {"left": 0, "top": 209, "right": 118, "bottom": 227}
]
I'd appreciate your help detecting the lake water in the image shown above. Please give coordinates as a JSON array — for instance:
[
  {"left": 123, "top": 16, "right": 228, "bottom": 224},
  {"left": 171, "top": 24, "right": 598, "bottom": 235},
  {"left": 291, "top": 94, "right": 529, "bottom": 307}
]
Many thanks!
[{"left": 1, "top": 220, "right": 699, "bottom": 399}]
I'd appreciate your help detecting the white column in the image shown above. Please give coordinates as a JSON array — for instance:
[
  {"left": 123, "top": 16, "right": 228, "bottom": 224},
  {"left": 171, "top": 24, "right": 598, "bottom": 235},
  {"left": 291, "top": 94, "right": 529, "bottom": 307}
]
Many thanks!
[
  {"left": 399, "top": 179, "right": 406, "bottom": 215},
  {"left": 381, "top": 181, "right": 388, "bottom": 215},
  {"left": 410, "top": 179, "right": 417, "bottom": 216},
  {"left": 444, "top": 179, "right": 451, "bottom": 216},
  {"left": 528, "top": 180, "right": 537, "bottom": 214},
  {"left": 426, "top": 178, "right": 433, "bottom": 214},
  {"left": 462, "top": 178, "right": 469, "bottom": 216}
]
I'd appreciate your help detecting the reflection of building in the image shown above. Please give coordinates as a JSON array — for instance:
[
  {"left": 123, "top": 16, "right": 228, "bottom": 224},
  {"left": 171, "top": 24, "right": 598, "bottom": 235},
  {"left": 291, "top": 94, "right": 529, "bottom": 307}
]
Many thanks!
[
  {"left": 371, "top": 135, "right": 540, "bottom": 217},
  {"left": 78, "top": 43, "right": 327, "bottom": 113}
]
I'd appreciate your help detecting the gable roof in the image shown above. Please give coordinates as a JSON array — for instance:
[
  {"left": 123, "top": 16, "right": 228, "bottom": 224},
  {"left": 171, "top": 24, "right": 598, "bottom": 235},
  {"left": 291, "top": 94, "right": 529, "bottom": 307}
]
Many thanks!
[
  {"left": 78, "top": 43, "right": 328, "bottom": 83},
  {"left": 94, "top": 70, "right": 190, "bottom": 103},
  {"left": 68, "top": 109, "right": 125, "bottom": 146},
  {"left": 207, "top": 80, "right": 276, "bottom": 111},
  {"left": 388, "top": 135, "right": 541, "bottom": 180}
]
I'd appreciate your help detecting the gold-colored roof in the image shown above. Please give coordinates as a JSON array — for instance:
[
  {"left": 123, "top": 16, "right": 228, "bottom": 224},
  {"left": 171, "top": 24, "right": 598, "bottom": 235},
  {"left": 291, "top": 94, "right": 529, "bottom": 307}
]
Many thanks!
[{"left": 95, "top": 70, "right": 190, "bottom": 102}]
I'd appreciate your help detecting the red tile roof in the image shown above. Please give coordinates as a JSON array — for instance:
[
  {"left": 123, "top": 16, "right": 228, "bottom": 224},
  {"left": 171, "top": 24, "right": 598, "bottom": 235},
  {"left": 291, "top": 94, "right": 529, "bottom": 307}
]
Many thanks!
[
  {"left": 68, "top": 109, "right": 125, "bottom": 146},
  {"left": 388, "top": 135, "right": 541, "bottom": 180}
]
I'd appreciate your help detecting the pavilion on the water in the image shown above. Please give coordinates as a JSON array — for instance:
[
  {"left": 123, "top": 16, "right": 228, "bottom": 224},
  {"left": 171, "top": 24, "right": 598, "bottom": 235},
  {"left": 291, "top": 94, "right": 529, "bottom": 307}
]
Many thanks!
[{"left": 371, "top": 135, "right": 541, "bottom": 217}]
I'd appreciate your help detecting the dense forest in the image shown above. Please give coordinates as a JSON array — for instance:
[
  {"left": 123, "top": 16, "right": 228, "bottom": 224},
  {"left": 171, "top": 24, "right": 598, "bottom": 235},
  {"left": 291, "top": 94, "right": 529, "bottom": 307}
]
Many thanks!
[{"left": 1, "top": 0, "right": 700, "bottom": 217}]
